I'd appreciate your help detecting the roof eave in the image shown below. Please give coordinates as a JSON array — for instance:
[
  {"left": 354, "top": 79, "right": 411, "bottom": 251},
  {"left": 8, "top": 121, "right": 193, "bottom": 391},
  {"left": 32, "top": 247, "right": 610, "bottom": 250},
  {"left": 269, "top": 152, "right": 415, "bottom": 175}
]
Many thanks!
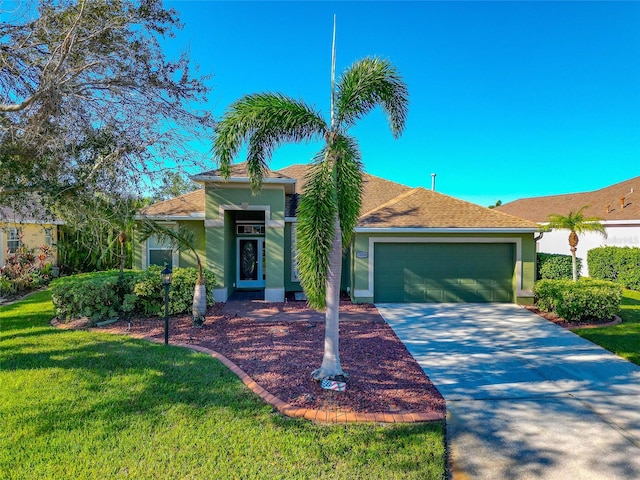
[
  {"left": 190, "top": 175, "right": 297, "bottom": 185},
  {"left": 354, "top": 227, "right": 541, "bottom": 234},
  {"left": 135, "top": 213, "right": 205, "bottom": 221}
]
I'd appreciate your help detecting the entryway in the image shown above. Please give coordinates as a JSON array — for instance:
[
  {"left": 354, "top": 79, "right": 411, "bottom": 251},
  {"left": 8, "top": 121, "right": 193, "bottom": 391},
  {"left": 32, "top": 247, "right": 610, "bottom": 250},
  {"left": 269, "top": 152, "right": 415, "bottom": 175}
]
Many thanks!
[{"left": 236, "top": 237, "right": 265, "bottom": 288}]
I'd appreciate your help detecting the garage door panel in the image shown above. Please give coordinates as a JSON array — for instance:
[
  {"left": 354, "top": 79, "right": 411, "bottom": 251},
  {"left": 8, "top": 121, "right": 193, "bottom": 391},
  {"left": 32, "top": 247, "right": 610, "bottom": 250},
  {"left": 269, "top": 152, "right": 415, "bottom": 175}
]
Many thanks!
[{"left": 374, "top": 243, "right": 514, "bottom": 303}]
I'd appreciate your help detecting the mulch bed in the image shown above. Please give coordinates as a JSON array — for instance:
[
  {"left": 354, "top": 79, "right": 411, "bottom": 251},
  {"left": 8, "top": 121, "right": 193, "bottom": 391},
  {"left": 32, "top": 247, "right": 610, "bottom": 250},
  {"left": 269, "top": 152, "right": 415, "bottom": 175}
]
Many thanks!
[
  {"left": 91, "top": 302, "right": 446, "bottom": 418},
  {"left": 524, "top": 305, "right": 622, "bottom": 329}
]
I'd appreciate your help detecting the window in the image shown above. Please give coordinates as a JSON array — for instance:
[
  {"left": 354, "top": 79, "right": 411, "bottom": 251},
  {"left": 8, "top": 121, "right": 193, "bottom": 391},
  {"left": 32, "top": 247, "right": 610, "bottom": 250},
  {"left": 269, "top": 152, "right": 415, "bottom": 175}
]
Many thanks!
[
  {"left": 44, "top": 228, "right": 54, "bottom": 246},
  {"left": 236, "top": 224, "right": 265, "bottom": 235},
  {"left": 147, "top": 234, "right": 174, "bottom": 268},
  {"left": 7, "top": 227, "right": 20, "bottom": 253}
]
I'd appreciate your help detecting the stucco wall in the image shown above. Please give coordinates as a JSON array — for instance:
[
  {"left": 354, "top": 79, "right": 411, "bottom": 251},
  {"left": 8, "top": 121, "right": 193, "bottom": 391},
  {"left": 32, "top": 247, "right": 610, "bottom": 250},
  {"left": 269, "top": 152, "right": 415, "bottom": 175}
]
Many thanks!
[
  {"left": 537, "top": 222, "right": 640, "bottom": 276},
  {"left": 0, "top": 223, "right": 58, "bottom": 266},
  {"left": 133, "top": 221, "right": 205, "bottom": 272},
  {"left": 204, "top": 184, "right": 287, "bottom": 302}
]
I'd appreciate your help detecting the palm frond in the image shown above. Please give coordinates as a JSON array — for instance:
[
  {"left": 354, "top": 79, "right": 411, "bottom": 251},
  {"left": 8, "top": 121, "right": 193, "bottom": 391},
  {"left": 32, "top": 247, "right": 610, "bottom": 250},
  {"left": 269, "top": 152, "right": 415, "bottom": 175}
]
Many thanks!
[
  {"left": 212, "top": 93, "right": 327, "bottom": 192},
  {"left": 333, "top": 134, "right": 363, "bottom": 248},
  {"left": 335, "top": 57, "right": 409, "bottom": 138},
  {"left": 546, "top": 205, "right": 607, "bottom": 237},
  {"left": 137, "top": 220, "right": 205, "bottom": 283},
  {"left": 295, "top": 158, "right": 338, "bottom": 309}
]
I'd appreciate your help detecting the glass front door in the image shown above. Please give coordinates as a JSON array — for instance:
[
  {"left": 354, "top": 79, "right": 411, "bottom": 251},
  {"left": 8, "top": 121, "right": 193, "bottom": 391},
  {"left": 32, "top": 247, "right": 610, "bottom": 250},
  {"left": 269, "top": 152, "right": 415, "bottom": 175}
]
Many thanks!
[{"left": 237, "top": 238, "right": 266, "bottom": 288}]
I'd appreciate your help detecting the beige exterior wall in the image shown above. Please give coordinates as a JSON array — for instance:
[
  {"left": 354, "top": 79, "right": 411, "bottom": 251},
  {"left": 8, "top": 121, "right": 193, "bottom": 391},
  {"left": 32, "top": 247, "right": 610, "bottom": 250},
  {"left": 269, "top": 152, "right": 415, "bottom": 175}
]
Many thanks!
[{"left": 0, "top": 223, "right": 59, "bottom": 266}]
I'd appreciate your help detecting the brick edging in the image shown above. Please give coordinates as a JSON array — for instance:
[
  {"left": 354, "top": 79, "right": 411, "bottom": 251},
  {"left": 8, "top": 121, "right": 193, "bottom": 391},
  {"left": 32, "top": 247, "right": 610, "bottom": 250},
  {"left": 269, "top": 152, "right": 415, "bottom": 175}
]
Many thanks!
[
  {"left": 55, "top": 321, "right": 444, "bottom": 424},
  {"left": 172, "top": 340, "right": 443, "bottom": 424}
]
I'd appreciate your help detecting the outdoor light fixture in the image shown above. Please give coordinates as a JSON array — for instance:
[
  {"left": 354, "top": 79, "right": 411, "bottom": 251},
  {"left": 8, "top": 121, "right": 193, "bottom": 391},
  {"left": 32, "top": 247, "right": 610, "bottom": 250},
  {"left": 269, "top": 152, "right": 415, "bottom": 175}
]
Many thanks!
[{"left": 161, "top": 266, "right": 172, "bottom": 345}]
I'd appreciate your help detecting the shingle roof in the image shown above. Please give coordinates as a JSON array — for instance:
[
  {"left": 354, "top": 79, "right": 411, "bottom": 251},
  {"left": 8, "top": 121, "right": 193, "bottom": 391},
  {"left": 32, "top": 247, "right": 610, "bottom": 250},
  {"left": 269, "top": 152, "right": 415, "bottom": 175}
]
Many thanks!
[
  {"left": 140, "top": 162, "right": 539, "bottom": 230},
  {"left": 496, "top": 176, "right": 640, "bottom": 223},
  {"left": 140, "top": 189, "right": 204, "bottom": 217},
  {"left": 358, "top": 188, "right": 540, "bottom": 229},
  {"left": 277, "top": 163, "right": 412, "bottom": 215},
  {"left": 196, "top": 162, "right": 294, "bottom": 180}
]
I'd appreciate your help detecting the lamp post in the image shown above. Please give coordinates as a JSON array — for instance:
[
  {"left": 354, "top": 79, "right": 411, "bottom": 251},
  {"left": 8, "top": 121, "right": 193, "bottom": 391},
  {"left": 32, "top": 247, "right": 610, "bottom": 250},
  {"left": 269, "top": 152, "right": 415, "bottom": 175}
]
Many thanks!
[{"left": 161, "top": 266, "right": 172, "bottom": 345}]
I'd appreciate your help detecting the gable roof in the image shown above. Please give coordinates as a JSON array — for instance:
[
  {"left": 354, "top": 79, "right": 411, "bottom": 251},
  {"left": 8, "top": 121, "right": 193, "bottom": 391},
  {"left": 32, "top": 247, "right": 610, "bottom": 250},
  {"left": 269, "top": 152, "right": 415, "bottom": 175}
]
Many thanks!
[
  {"left": 497, "top": 176, "right": 640, "bottom": 223},
  {"left": 140, "top": 162, "right": 539, "bottom": 230},
  {"left": 358, "top": 187, "right": 540, "bottom": 230},
  {"left": 195, "top": 162, "right": 295, "bottom": 180},
  {"left": 277, "top": 163, "right": 412, "bottom": 215}
]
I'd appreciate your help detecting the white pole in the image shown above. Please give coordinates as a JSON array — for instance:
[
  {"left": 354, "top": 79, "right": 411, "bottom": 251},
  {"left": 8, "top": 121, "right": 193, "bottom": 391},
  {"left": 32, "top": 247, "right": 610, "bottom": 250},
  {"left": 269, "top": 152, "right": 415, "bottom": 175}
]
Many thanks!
[{"left": 330, "top": 15, "right": 336, "bottom": 130}]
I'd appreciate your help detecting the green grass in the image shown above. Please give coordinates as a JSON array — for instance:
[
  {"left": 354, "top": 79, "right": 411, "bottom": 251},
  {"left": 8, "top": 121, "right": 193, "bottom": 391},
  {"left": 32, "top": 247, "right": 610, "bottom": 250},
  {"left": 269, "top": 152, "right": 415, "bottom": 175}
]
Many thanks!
[
  {"left": 575, "top": 289, "right": 640, "bottom": 365},
  {"left": 0, "top": 291, "right": 445, "bottom": 480}
]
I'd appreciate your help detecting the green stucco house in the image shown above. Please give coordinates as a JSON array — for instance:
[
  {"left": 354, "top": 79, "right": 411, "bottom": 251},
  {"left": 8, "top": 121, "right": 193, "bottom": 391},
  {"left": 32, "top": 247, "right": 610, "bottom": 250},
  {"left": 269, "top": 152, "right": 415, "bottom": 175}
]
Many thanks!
[{"left": 135, "top": 163, "right": 540, "bottom": 304}]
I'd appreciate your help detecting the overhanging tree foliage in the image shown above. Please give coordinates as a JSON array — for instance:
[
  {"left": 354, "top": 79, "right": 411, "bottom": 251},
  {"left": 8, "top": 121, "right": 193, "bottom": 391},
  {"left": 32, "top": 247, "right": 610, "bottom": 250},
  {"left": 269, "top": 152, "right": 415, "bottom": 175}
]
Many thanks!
[
  {"left": 213, "top": 21, "right": 408, "bottom": 380},
  {"left": 56, "top": 192, "right": 147, "bottom": 274},
  {"left": 0, "top": 0, "right": 212, "bottom": 204}
]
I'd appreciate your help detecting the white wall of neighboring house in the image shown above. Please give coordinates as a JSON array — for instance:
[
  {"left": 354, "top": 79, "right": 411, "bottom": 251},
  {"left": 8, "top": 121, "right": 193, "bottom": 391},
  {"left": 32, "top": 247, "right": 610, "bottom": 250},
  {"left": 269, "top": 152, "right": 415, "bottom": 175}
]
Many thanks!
[{"left": 537, "top": 221, "right": 640, "bottom": 276}]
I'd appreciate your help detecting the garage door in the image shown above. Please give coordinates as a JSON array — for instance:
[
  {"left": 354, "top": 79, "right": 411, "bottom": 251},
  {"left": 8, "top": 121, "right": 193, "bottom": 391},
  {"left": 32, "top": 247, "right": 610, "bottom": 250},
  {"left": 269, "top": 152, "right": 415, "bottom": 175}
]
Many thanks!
[{"left": 374, "top": 243, "right": 514, "bottom": 303}]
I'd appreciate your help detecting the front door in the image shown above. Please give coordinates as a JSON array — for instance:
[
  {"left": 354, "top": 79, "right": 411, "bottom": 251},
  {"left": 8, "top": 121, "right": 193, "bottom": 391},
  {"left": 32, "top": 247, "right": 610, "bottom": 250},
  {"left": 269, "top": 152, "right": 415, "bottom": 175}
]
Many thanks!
[{"left": 237, "top": 238, "right": 266, "bottom": 288}]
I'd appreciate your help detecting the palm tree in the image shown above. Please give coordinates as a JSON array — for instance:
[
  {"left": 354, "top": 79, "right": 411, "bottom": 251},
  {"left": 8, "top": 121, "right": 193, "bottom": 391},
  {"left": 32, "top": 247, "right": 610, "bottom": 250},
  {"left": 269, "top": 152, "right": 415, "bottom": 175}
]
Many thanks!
[
  {"left": 546, "top": 205, "right": 607, "bottom": 281},
  {"left": 137, "top": 221, "right": 208, "bottom": 325},
  {"left": 213, "top": 25, "right": 408, "bottom": 381}
]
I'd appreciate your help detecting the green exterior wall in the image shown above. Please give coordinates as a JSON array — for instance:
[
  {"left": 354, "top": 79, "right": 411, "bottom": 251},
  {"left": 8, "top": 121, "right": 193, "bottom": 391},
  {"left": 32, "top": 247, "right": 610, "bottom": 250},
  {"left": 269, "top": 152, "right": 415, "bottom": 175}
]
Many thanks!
[
  {"left": 284, "top": 222, "right": 302, "bottom": 292},
  {"left": 136, "top": 182, "right": 536, "bottom": 305},
  {"left": 132, "top": 220, "right": 205, "bottom": 271},
  {"left": 265, "top": 227, "right": 284, "bottom": 289},
  {"left": 205, "top": 184, "right": 287, "bottom": 301},
  {"left": 177, "top": 221, "right": 205, "bottom": 269}
]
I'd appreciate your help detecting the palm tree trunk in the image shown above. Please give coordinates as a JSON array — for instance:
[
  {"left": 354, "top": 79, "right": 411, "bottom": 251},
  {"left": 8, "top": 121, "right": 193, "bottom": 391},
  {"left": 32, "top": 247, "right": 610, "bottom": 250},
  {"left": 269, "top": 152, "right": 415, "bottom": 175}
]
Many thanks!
[
  {"left": 312, "top": 213, "right": 346, "bottom": 380},
  {"left": 569, "top": 231, "right": 579, "bottom": 281},
  {"left": 192, "top": 253, "right": 207, "bottom": 325}
]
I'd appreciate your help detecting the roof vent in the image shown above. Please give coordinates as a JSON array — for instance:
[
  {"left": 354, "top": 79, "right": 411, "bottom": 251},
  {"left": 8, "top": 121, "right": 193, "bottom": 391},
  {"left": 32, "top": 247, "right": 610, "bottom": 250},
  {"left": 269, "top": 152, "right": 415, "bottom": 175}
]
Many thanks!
[
  {"left": 606, "top": 204, "right": 611, "bottom": 214},
  {"left": 431, "top": 173, "right": 436, "bottom": 191},
  {"left": 620, "top": 196, "right": 625, "bottom": 209}
]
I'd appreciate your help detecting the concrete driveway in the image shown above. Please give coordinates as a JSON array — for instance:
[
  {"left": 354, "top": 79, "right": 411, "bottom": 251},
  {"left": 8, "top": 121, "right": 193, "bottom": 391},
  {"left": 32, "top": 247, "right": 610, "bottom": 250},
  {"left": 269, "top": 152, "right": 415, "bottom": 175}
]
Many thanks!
[{"left": 377, "top": 303, "right": 640, "bottom": 480}]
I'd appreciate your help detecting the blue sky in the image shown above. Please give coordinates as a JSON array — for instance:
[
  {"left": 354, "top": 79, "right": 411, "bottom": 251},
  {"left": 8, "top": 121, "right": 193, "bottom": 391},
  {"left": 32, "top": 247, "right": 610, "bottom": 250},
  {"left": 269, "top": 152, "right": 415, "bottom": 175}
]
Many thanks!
[{"left": 167, "top": 0, "right": 640, "bottom": 207}]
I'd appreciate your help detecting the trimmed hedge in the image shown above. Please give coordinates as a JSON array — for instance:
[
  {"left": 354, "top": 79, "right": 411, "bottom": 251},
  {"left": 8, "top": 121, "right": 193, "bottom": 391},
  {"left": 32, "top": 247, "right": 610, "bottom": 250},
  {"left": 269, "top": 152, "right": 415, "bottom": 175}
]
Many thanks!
[
  {"left": 537, "top": 253, "right": 581, "bottom": 280},
  {"left": 588, "top": 246, "right": 640, "bottom": 290},
  {"left": 51, "top": 267, "right": 215, "bottom": 324},
  {"left": 534, "top": 278, "right": 622, "bottom": 323}
]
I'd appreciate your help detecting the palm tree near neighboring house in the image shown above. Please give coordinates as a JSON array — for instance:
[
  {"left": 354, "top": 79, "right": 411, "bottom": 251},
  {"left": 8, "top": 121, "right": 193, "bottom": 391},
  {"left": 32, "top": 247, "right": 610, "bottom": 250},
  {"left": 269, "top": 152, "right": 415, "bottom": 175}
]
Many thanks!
[
  {"left": 546, "top": 205, "right": 607, "bottom": 281},
  {"left": 213, "top": 22, "right": 408, "bottom": 381},
  {"left": 138, "top": 221, "right": 208, "bottom": 325}
]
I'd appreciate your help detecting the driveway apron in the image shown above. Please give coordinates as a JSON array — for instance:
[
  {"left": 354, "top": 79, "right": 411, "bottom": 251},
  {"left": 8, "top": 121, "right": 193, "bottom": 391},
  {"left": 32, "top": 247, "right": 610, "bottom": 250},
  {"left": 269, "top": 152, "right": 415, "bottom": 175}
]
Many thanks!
[{"left": 377, "top": 303, "right": 640, "bottom": 480}]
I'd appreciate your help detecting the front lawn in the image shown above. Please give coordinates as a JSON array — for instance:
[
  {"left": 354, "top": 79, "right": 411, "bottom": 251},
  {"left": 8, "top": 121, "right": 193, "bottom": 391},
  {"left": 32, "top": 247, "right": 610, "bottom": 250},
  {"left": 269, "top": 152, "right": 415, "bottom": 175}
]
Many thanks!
[
  {"left": 575, "top": 289, "right": 640, "bottom": 365},
  {"left": 0, "top": 291, "right": 445, "bottom": 480}
]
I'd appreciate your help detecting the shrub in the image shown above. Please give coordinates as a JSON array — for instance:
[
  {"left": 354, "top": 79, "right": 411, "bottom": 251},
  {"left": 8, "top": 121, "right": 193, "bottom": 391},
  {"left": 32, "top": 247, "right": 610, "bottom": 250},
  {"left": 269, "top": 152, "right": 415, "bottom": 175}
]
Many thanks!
[
  {"left": 537, "top": 253, "right": 581, "bottom": 280},
  {"left": 51, "top": 267, "right": 216, "bottom": 324},
  {"left": 588, "top": 246, "right": 640, "bottom": 290},
  {"left": 534, "top": 278, "right": 622, "bottom": 323},
  {"left": 133, "top": 265, "right": 216, "bottom": 316},
  {"left": 0, "top": 245, "right": 54, "bottom": 295},
  {"left": 51, "top": 270, "right": 144, "bottom": 323}
]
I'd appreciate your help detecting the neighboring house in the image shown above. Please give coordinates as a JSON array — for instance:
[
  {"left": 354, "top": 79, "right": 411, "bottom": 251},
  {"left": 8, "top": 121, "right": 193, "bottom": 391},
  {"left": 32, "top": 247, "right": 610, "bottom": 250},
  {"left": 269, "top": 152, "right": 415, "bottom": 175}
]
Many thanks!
[
  {"left": 136, "top": 163, "right": 540, "bottom": 304},
  {"left": 0, "top": 202, "right": 63, "bottom": 267},
  {"left": 497, "top": 176, "right": 640, "bottom": 275}
]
